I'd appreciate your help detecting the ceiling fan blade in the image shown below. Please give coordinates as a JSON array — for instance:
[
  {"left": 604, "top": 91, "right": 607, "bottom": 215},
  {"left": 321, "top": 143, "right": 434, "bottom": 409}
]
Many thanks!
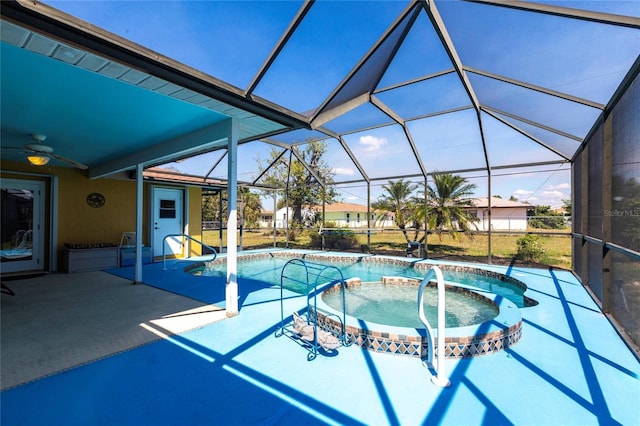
[
  {"left": 49, "top": 153, "right": 88, "bottom": 170},
  {"left": 2, "top": 146, "right": 30, "bottom": 153}
]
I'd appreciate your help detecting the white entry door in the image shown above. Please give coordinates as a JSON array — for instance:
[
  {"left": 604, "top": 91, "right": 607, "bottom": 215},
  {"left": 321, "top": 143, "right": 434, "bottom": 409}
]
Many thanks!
[
  {"left": 152, "top": 188, "right": 184, "bottom": 258},
  {"left": 1, "top": 179, "right": 45, "bottom": 273}
]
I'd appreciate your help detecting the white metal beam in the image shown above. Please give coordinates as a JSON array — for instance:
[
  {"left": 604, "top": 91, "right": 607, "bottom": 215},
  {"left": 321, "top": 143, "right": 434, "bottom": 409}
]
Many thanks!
[
  {"left": 421, "top": 2, "right": 481, "bottom": 109},
  {"left": 134, "top": 163, "right": 143, "bottom": 284},
  {"left": 310, "top": 2, "right": 419, "bottom": 123},
  {"left": 290, "top": 147, "right": 326, "bottom": 188},
  {"left": 374, "top": 69, "right": 456, "bottom": 94},
  {"left": 245, "top": 0, "right": 315, "bottom": 96},
  {"left": 482, "top": 105, "right": 584, "bottom": 142},
  {"left": 465, "top": 0, "right": 640, "bottom": 29},
  {"left": 90, "top": 120, "right": 232, "bottom": 179},
  {"left": 311, "top": 93, "right": 371, "bottom": 129},
  {"left": 483, "top": 108, "right": 572, "bottom": 161},
  {"left": 204, "top": 149, "right": 228, "bottom": 181},
  {"left": 225, "top": 118, "right": 239, "bottom": 317},
  {"left": 421, "top": 1, "right": 492, "bottom": 172},
  {"left": 370, "top": 95, "right": 428, "bottom": 178},
  {"left": 465, "top": 66, "right": 606, "bottom": 110}
]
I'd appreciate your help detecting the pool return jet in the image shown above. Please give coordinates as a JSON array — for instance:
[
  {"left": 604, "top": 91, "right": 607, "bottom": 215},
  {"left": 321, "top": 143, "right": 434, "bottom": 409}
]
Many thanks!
[{"left": 417, "top": 266, "right": 451, "bottom": 387}]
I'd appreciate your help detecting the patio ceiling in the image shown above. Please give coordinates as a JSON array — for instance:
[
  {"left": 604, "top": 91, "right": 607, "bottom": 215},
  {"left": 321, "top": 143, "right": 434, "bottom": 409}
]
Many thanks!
[
  {"left": 1, "top": 0, "right": 638, "bottom": 186},
  {"left": 0, "top": 2, "right": 304, "bottom": 178}
]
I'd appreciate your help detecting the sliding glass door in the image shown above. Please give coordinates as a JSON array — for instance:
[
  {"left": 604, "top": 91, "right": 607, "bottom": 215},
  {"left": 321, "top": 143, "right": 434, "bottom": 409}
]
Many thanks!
[{"left": 1, "top": 178, "right": 45, "bottom": 273}]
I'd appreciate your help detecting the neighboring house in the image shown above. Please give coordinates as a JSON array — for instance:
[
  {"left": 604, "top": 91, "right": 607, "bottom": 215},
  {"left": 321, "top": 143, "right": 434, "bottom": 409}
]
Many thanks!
[
  {"left": 259, "top": 202, "right": 394, "bottom": 229},
  {"left": 259, "top": 207, "right": 304, "bottom": 229},
  {"left": 550, "top": 206, "right": 570, "bottom": 216},
  {"left": 259, "top": 210, "right": 275, "bottom": 228},
  {"left": 260, "top": 206, "right": 321, "bottom": 228},
  {"left": 313, "top": 202, "right": 373, "bottom": 228},
  {"left": 467, "top": 197, "right": 532, "bottom": 231}
]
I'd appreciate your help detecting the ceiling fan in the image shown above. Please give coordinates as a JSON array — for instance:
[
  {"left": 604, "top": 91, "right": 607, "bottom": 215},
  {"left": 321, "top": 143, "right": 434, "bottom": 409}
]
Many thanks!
[{"left": 4, "top": 134, "right": 88, "bottom": 170}]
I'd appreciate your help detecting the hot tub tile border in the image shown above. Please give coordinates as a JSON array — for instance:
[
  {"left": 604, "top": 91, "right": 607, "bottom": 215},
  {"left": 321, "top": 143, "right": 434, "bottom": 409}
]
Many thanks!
[{"left": 195, "top": 250, "right": 525, "bottom": 358}]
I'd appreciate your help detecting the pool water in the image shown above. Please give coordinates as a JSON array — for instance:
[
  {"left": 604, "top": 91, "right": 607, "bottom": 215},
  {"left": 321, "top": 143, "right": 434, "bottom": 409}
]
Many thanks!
[
  {"left": 322, "top": 282, "right": 499, "bottom": 328},
  {"left": 195, "top": 256, "right": 526, "bottom": 307}
]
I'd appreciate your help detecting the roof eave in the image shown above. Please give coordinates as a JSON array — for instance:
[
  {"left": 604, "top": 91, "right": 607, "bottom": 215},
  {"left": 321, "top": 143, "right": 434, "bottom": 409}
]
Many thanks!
[{"left": 2, "top": 0, "right": 309, "bottom": 131}]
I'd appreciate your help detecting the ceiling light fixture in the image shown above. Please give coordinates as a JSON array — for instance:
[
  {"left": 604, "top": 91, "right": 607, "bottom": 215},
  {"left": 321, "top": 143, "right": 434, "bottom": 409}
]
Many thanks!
[{"left": 26, "top": 154, "right": 50, "bottom": 166}]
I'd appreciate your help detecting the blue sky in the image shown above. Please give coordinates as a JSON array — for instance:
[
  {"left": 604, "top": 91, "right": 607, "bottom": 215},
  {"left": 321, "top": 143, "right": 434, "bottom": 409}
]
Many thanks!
[{"left": 47, "top": 0, "right": 639, "bottom": 208}]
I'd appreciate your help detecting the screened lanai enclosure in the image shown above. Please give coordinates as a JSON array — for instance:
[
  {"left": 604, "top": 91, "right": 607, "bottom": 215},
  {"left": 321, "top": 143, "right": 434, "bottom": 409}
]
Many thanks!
[{"left": 2, "top": 2, "right": 639, "bottom": 347}]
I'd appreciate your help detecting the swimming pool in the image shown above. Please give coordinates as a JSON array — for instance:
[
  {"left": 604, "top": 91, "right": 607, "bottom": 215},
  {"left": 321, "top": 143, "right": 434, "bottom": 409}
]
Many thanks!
[
  {"left": 187, "top": 251, "right": 528, "bottom": 358},
  {"left": 190, "top": 251, "right": 533, "bottom": 308}
]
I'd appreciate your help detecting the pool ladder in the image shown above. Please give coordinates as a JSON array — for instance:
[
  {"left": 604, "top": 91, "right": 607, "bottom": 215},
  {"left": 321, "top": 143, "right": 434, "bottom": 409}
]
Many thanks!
[{"left": 417, "top": 266, "right": 451, "bottom": 387}]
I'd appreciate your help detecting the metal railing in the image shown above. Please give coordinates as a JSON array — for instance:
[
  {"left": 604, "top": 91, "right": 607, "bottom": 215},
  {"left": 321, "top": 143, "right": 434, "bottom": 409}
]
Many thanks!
[
  {"left": 162, "top": 234, "right": 217, "bottom": 270},
  {"left": 276, "top": 258, "right": 350, "bottom": 361},
  {"left": 417, "top": 265, "right": 450, "bottom": 388}
]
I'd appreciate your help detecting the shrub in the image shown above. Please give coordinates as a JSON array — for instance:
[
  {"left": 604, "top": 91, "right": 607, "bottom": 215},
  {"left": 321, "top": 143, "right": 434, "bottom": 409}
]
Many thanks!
[
  {"left": 310, "top": 228, "right": 359, "bottom": 250},
  {"left": 529, "top": 216, "right": 566, "bottom": 229},
  {"left": 516, "top": 234, "right": 548, "bottom": 263},
  {"left": 528, "top": 205, "right": 566, "bottom": 229}
]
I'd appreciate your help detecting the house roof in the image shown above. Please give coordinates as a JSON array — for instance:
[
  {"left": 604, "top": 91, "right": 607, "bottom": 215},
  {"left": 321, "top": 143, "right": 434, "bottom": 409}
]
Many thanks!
[
  {"left": 261, "top": 202, "right": 370, "bottom": 215},
  {"left": 311, "top": 202, "right": 369, "bottom": 213},
  {"left": 142, "top": 167, "right": 226, "bottom": 189},
  {"left": 471, "top": 197, "right": 533, "bottom": 209}
]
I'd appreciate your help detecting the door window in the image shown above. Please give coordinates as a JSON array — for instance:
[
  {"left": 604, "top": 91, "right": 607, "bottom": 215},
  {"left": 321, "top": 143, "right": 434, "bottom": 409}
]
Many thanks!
[{"left": 159, "top": 199, "right": 176, "bottom": 219}]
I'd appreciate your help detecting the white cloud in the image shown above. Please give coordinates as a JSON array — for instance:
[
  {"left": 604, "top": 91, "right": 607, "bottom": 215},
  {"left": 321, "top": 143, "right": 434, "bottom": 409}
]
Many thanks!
[
  {"left": 359, "top": 135, "right": 387, "bottom": 152},
  {"left": 539, "top": 190, "right": 566, "bottom": 207},
  {"left": 542, "top": 190, "right": 564, "bottom": 198},
  {"left": 332, "top": 167, "right": 355, "bottom": 176},
  {"left": 512, "top": 189, "right": 533, "bottom": 197},
  {"left": 512, "top": 189, "right": 565, "bottom": 207},
  {"left": 546, "top": 183, "right": 570, "bottom": 191}
]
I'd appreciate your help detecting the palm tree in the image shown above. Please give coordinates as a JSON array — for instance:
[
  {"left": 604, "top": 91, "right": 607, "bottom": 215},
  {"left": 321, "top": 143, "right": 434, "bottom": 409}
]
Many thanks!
[
  {"left": 373, "top": 179, "right": 422, "bottom": 243},
  {"left": 421, "top": 172, "right": 478, "bottom": 239}
]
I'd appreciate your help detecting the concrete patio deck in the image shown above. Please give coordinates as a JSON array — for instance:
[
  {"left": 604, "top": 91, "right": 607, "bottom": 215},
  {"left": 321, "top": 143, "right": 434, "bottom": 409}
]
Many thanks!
[{"left": 1, "top": 253, "right": 638, "bottom": 425}]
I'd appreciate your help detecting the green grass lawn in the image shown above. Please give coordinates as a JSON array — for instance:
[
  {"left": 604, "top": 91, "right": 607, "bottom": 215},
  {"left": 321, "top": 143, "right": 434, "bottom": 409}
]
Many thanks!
[{"left": 203, "top": 227, "right": 572, "bottom": 269}]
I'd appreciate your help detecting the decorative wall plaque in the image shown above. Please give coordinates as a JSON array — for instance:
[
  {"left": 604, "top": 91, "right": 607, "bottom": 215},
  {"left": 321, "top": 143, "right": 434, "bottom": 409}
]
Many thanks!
[{"left": 86, "top": 192, "right": 105, "bottom": 208}]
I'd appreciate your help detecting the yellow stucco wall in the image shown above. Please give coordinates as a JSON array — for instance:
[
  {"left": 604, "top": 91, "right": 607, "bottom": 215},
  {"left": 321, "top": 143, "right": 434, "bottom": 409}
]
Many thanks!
[
  {"left": 187, "top": 186, "right": 203, "bottom": 256},
  {"left": 56, "top": 169, "right": 137, "bottom": 246},
  {"left": 1, "top": 160, "right": 202, "bottom": 269}
]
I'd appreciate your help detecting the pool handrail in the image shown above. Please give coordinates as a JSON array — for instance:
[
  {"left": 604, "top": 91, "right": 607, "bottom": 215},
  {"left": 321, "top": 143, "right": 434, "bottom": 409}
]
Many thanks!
[
  {"left": 417, "top": 265, "right": 451, "bottom": 388},
  {"left": 162, "top": 234, "right": 217, "bottom": 270}
]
